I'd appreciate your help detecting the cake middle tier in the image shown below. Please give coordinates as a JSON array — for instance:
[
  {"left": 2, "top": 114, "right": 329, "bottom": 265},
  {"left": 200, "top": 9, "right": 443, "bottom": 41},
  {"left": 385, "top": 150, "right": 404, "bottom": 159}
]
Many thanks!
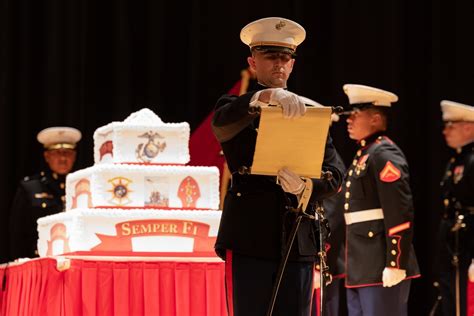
[{"left": 66, "top": 165, "right": 220, "bottom": 210}]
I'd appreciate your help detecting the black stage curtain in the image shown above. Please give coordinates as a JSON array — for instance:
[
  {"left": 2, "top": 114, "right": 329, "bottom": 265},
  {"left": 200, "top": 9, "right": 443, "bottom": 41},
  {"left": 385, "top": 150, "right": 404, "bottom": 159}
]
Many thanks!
[{"left": 1, "top": 0, "right": 473, "bottom": 314}]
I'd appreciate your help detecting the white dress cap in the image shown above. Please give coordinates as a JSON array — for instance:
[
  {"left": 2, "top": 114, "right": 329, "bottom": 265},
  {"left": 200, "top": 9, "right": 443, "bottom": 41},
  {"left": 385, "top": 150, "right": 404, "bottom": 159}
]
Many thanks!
[
  {"left": 240, "top": 17, "right": 306, "bottom": 52},
  {"left": 440, "top": 100, "right": 474, "bottom": 122},
  {"left": 343, "top": 84, "right": 398, "bottom": 107},
  {"left": 37, "top": 126, "right": 82, "bottom": 150}
]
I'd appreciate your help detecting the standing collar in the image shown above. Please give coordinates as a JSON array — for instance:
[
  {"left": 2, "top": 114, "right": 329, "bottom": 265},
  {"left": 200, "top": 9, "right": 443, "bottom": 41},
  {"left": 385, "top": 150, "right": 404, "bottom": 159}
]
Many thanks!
[
  {"left": 456, "top": 141, "right": 474, "bottom": 155},
  {"left": 357, "top": 131, "right": 385, "bottom": 148}
]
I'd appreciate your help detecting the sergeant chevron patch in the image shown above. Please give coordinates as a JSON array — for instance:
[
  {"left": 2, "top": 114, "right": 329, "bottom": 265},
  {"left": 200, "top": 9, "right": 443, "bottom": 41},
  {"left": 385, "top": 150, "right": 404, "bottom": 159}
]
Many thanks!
[{"left": 379, "top": 161, "right": 401, "bottom": 182}]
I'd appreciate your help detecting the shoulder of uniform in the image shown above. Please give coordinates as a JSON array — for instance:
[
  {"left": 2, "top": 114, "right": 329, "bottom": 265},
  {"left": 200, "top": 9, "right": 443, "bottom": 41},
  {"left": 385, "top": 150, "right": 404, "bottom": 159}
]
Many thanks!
[
  {"left": 372, "top": 136, "right": 401, "bottom": 151},
  {"left": 465, "top": 150, "right": 474, "bottom": 167},
  {"left": 19, "top": 172, "right": 51, "bottom": 193},
  {"left": 367, "top": 136, "right": 393, "bottom": 154},
  {"left": 368, "top": 138, "right": 408, "bottom": 168},
  {"left": 21, "top": 172, "right": 45, "bottom": 183}
]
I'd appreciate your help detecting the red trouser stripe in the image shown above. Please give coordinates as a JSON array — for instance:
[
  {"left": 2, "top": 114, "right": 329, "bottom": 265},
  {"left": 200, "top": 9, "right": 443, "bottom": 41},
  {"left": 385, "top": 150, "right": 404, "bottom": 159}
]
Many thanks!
[{"left": 225, "top": 249, "right": 234, "bottom": 316}]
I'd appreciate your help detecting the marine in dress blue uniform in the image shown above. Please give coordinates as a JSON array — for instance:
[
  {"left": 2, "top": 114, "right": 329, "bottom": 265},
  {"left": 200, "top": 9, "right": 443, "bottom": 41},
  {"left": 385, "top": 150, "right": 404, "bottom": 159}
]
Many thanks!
[
  {"left": 311, "top": 143, "right": 348, "bottom": 316},
  {"left": 211, "top": 17, "right": 344, "bottom": 316},
  {"left": 340, "top": 85, "right": 420, "bottom": 316},
  {"left": 9, "top": 127, "right": 81, "bottom": 259},
  {"left": 436, "top": 100, "right": 474, "bottom": 316}
]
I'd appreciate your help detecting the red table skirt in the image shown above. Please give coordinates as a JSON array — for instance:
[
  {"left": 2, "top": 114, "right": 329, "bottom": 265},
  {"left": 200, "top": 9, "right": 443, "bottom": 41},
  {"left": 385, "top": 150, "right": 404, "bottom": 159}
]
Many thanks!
[
  {"left": 0, "top": 258, "right": 227, "bottom": 316},
  {"left": 1, "top": 257, "right": 472, "bottom": 315}
]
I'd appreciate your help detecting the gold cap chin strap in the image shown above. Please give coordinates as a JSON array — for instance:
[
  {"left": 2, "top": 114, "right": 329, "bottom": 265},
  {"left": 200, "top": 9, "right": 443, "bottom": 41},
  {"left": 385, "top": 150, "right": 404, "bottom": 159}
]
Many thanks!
[{"left": 45, "top": 143, "right": 76, "bottom": 150}]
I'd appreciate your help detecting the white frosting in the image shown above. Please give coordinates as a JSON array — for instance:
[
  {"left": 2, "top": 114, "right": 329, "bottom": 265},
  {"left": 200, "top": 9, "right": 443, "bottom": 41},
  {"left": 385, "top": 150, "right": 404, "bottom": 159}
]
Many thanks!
[
  {"left": 37, "top": 209, "right": 222, "bottom": 257},
  {"left": 93, "top": 108, "right": 190, "bottom": 164},
  {"left": 123, "top": 108, "right": 164, "bottom": 125},
  {"left": 66, "top": 165, "right": 220, "bottom": 211}
]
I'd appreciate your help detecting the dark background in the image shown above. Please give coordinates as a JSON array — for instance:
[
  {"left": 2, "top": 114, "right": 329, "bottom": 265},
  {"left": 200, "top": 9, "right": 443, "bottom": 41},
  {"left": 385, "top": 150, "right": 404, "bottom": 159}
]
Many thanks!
[{"left": 1, "top": 0, "right": 473, "bottom": 314}]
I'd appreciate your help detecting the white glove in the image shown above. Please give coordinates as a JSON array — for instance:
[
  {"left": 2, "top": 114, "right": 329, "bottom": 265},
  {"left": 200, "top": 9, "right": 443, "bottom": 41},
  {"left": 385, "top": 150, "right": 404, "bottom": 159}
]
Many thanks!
[
  {"left": 382, "top": 268, "right": 406, "bottom": 287},
  {"left": 269, "top": 88, "right": 306, "bottom": 119},
  {"left": 468, "top": 260, "right": 474, "bottom": 282},
  {"left": 313, "top": 270, "right": 321, "bottom": 289},
  {"left": 277, "top": 167, "right": 305, "bottom": 195}
]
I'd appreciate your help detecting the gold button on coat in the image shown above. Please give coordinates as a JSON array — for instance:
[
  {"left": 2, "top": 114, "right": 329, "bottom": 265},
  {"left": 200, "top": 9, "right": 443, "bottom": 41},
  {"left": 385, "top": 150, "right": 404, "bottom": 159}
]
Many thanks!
[
  {"left": 390, "top": 261, "right": 396, "bottom": 267},
  {"left": 392, "top": 239, "right": 397, "bottom": 244},
  {"left": 344, "top": 203, "right": 349, "bottom": 210},
  {"left": 41, "top": 202, "right": 47, "bottom": 208},
  {"left": 368, "top": 231, "right": 374, "bottom": 237},
  {"left": 391, "top": 250, "right": 397, "bottom": 255},
  {"left": 236, "top": 192, "right": 242, "bottom": 197}
]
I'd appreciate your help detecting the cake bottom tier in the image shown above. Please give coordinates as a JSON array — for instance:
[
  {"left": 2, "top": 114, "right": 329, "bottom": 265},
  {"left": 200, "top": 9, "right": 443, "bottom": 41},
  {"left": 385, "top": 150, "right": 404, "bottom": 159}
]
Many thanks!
[{"left": 37, "top": 209, "right": 222, "bottom": 257}]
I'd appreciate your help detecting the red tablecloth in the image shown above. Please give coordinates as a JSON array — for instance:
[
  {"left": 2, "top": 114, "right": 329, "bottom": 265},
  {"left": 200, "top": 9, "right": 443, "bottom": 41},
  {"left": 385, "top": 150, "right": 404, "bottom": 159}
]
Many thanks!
[
  {"left": 0, "top": 257, "right": 227, "bottom": 316},
  {"left": 1, "top": 257, "right": 472, "bottom": 315}
]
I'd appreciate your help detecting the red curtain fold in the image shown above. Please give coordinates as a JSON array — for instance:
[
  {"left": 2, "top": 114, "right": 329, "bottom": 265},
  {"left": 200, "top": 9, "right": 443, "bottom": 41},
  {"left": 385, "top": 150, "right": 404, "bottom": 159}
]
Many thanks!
[
  {"left": 0, "top": 258, "right": 227, "bottom": 316},
  {"left": 112, "top": 262, "right": 130, "bottom": 315},
  {"left": 0, "top": 268, "right": 4, "bottom": 315},
  {"left": 143, "top": 262, "right": 161, "bottom": 316},
  {"left": 63, "top": 261, "right": 83, "bottom": 316},
  {"left": 468, "top": 281, "right": 474, "bottom": 316}
]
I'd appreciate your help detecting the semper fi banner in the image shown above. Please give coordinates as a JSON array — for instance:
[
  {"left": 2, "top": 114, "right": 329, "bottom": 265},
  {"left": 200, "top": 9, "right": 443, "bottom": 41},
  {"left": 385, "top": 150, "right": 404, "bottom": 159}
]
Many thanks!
[{"left": 92, "top": 219, "right": 216, "bottom": 252}]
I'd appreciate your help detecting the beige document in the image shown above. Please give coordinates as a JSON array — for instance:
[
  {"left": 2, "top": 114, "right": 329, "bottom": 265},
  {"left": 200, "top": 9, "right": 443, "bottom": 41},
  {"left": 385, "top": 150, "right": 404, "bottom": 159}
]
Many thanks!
[{"left": 251, "top": 106, "right": 332, "bottom": 179}]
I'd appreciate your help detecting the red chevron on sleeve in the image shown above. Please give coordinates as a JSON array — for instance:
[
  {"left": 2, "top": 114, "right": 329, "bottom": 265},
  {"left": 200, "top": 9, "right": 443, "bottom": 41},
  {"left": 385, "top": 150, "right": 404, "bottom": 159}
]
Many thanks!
[{"left": 379, "top": 161, "right": 401, "bottom": 182}]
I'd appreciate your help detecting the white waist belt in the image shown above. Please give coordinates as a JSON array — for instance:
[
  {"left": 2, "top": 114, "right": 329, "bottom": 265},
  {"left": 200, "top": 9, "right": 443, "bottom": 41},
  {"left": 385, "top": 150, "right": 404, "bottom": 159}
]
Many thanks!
[{"left": 344, "top": 208, "right": 384, "bottom": 225}]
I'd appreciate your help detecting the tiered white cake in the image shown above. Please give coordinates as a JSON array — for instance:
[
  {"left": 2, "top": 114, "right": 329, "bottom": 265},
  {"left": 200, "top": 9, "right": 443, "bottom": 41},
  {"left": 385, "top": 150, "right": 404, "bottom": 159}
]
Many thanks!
[{"left": 37, "top": 108, "right": 222, "bottom": 257}]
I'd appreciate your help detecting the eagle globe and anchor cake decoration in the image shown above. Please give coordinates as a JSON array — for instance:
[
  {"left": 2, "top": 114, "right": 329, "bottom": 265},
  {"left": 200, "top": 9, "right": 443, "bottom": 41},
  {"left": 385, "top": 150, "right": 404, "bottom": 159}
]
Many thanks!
[
  {"left": 135, "top": 131, "right": 167, "bottom": 163},
  {"left": 37, "top": 108, "right": 222, "bottom": 257}
]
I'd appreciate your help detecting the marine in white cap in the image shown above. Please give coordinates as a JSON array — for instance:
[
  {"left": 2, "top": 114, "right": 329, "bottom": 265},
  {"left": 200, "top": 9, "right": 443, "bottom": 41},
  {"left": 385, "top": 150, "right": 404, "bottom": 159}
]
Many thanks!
[
  {"left": 437, "top": 100, "right": 474, "bottom": 316},
  {"left": 9, "top": 126, "right": 81, "bottom": 259},
  {"left": 440, "top": 100, "right": 474, "bottom": 149},
  {"left": 211, "top": 17, "right": 344, "bottom": 316},
  {"left": 37, "top": 126, "right": 81, "bottom": 175},
  {"left": 340, "top": 84, "right": 420, "bottom": 316}
]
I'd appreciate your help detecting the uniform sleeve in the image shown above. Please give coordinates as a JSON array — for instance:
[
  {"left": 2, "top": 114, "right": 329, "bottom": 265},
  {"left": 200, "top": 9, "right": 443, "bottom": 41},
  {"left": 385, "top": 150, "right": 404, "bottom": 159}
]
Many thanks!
[
  {"left": 372, "top": 145, "right": 415, "bottom": 270},
  {"left": 466, "top": 154, "right": 474, "bottom": 259},
  {"left": 211, "top": 92, "right": 259, "bottom": 143},
  {"left": 309, "top": 134, "right": 344, "bottom": 203},
  {"left": 9, "top": 184, "right": 37, "bottom": 259}
]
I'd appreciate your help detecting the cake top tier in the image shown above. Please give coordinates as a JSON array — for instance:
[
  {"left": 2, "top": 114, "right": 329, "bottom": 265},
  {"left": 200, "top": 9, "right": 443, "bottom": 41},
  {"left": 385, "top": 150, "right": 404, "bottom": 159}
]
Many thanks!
[{"left": 94, "top": 108, "right": 190, "bottom": 165}]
